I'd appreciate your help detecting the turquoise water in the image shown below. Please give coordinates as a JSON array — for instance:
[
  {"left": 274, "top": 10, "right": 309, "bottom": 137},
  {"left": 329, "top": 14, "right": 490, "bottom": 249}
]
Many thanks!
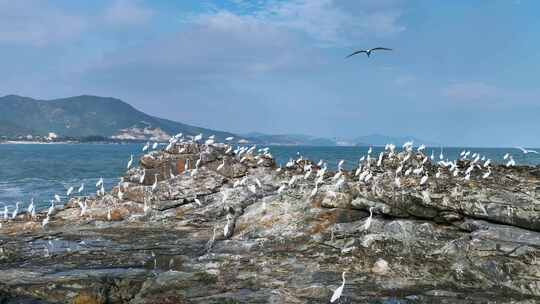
[{"left": 0, "top": 143, "right": 539, "bottom": 210}]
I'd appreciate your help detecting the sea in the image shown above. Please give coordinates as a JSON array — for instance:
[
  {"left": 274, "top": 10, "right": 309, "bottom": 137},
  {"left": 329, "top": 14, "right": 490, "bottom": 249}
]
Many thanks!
[{"left": 1, "top": 143, "right": 539, "bottom": 211}]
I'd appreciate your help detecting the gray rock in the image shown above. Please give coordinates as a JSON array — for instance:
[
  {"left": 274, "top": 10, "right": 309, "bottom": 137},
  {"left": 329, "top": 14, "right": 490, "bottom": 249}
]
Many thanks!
[{"left": 1, "top": 142, "right": 540, "bottom": 303}]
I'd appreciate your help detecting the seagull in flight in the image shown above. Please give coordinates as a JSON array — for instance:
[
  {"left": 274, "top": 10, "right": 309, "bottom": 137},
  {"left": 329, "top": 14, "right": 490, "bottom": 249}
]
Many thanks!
[
  {"left": 516, "top": 146, "right": 539, "bottom": 154},
  {"left": 346, "top": 47, "right": 392, "bottom": 58}
]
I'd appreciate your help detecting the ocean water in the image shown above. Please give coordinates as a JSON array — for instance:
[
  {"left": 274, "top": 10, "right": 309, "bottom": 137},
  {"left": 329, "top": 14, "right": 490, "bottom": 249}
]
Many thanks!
[{"left": 0, "top": 143, "right": 539, "bottom": 211}]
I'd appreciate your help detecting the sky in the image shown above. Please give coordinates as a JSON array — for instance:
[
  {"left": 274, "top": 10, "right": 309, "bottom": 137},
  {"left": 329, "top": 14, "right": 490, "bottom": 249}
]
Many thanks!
[{"left": 0, "top": 0, "right": 539, "bottom": 147}]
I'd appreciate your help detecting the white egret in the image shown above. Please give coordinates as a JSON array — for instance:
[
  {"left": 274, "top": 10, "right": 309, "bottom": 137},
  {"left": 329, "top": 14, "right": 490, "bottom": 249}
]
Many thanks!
[
  {"left": 194, "top": 198, "right": 202, "bottom": 206},
  {"left": 503, "top": 153, "right": 510, "bottom": 160},
  {"left": 363, "top": 207, "right": 374, "bottom": 231},
  {"left": 330, "top": 271, "right": 347, "bottom": 303},
  {"left": 3, "top": 206, "right": 8, "bottom": 220},
  {"left": 482, "top": 168, "right": 491, "bottom": 179},
  {"left": 223, "top": 214, "right": 233, "bottom": 238},
  {"left": 402, "top": 153, "right": 411, "bottom": 163},
  {"left": 418, "top": 144, "right": 426, "bottom": 152},
  {"left": 142, "top": 142, "right": 150, "bottom": 152},
  {"left": 42, "top": 216, "right": 50, "bottom": 228},
  {"left": 140, "top": 169, "right": 146, "bottom": 184},
  {"left": 484, "top": 159, "right": 491, "bottom": 168},
  {"left": 151, "top": 174, "right": 158, "bottom": 192},
  {"left": 420, "top": 173, "right": 429, "bottom": 185},
  {"left": 77, "top": 183, "right": 84, "bottom": 194},
  {"left": 27, "top": 198, "right": 36, "bottom": 218},
  {"left": 310, "top": 184, "right": 319, "bottom": 198},
  {"left": 66, "top": 186, "right": 74, "bottom": 196},
  {"left": 439, "top": 146, "right": 444, "bottom": 160},
  {"left": 377, "top": 152, "right": 384, "bottom": 167},
  {"left": 338, "top": 160, "right": 345, "bottom": 170},
  {"left": 54, "top": 194, "right": 61, "bottom": 203},
  {"left": 517, "top": 146, "right": 539, "bottom": 154},
  {"left": 152, "top": 142, "right": 158, "bottom": 150},
  {"left": 506, "top": 157, "right": 516, "bottom": 167},
  {"left": 96, "top": 177, "right": 104, "bottom": 188},
  {"left": 127, "top": 154, "right": 134, "bottom": 169},
  {"left": 12, "top": 202, "right": 19, "bottom": 219},
  {"left": 248, "top": 184, "right": 257, "bottom": 194},
  {"left": 217, "top": 160, "right": 225, "bottom": 171},
  {"left": 47, "top": 201, "right": 55, "bottom": 217},
  {"left": 405, "top": 167, "right": 412, "bottom": 176}
]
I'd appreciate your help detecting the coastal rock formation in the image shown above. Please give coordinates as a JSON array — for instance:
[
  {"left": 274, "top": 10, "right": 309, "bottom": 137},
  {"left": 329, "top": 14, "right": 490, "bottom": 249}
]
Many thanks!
[{"left": 1, "top": 142, "right": 540, "bottom": 303}]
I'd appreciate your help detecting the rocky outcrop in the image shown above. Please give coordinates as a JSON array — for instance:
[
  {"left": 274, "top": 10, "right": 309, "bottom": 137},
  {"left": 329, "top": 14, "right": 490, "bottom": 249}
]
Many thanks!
[{"left": 1, "top": 142, "right": 540, "bottom": 303}]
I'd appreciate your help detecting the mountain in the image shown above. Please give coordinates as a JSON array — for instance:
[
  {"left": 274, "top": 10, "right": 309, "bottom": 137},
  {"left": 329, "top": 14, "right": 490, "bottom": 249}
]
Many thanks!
[
  {"left": 0, "top": 95, "right": 238, "bottom": 141},
  {"left": 243, "top": 133, "right": 337, "bottom": 146},
  {"left": 352, "top": 134, "right": 440, "bottom": 147},
  {"left": 246, "top": 132, "right": 437, "bottom": 147}
]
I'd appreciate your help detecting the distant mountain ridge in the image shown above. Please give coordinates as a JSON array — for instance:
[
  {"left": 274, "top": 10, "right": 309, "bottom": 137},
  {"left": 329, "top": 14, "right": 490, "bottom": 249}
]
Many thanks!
[
  {"left": 352, "top": 134, "right": 440, "bottom": 147},
  {"left": 0, "top": 94, "right": 237, "bottom": 141},
  {"left": 0, "top": 94, "right": 437, "bottom": 146},
  {"left": 246, "top": 132, "right": 438, "bottom": 147}
]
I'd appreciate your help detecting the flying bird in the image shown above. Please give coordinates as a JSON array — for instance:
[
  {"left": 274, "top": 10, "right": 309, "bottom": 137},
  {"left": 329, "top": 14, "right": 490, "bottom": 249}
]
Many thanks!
[
  {"left": 516, "top": 146, "right": 539, "bottom": 154},
  {"left": 346, "top": 47, "right": 392, "bottom": 58}
]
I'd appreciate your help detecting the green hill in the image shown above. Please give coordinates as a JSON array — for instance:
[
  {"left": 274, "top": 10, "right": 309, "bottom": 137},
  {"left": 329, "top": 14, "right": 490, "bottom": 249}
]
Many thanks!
[{"left": 0, "top": 94, "right": 237, "bottom": 141}]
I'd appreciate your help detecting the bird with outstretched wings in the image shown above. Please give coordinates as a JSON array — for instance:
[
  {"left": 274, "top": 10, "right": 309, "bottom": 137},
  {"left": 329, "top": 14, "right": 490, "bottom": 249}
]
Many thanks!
[{"left": 345, "top": 47, "right": 392, "bottom": 58}]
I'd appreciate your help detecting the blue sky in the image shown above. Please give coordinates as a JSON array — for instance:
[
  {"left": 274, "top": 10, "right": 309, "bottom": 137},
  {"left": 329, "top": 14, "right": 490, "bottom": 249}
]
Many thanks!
[{"left": 0, "top": 0, "right": 538, "bottom": 147}]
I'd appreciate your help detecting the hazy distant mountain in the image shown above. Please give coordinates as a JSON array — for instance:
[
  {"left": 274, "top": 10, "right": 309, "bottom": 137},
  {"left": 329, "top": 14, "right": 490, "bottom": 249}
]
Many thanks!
[
  {"left": 244, "top": 133, "right": 337, "bottom": 146},
  {"left": 352, "top": 134, "right": 440, "bottom": 147},
  {"left": 246, "top": 132, "right": 437, "bottom": 147},
  {"left": 0, "top": 95, "right": 237, "bottom": 141}
]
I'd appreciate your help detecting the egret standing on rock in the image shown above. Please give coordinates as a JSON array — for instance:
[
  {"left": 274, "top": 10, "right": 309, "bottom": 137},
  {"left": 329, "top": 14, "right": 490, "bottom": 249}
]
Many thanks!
[
  {"left": 127, "top": 154, "right": 134, "bottom": 169},
  {"left": 330, "top": 271, "right": 347, "bottom": 303},
  {"left": 77, "top": 183, "right": 84, "bottom": 194},
  {"left": 346, "top": 47, "right": 392, "bottom": 58},
  {"left": 140, "top": 169, "right": 146, "bottom": 184},
  {"left": 363, "top": 207, "right": 374, "bottom": 231},
  {"left": 142, "top": 142, "right": 150, "bottom": 152},
  {"left": 151, "top": 174, "right": 158, "bottom": 192}
]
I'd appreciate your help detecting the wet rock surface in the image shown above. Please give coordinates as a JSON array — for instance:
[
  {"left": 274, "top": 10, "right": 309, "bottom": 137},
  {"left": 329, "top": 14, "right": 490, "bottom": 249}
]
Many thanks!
[{"left": 1, "top": 142, "right": 540, "bottom": 303}]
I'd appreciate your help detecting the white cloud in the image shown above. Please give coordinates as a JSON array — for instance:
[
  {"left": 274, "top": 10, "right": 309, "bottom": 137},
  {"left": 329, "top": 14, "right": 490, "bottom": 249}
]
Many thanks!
[
  {"left": 395, "top": 74, "right": 416, "bottom": 86},
  {"left": 102, "top": 0, "right": 154, "bottom": 27},
  {"left": 0, "top": 0, "right": 87, "bottom": 46},
  {"left": 441, "top": 82, "right": 540, "bottom": 107},
  {"left": 184, "top": 0, "right": 406, "bottom": 47},
  {"left": 442, "top": 82, "right": 499, "bottom": 101}
]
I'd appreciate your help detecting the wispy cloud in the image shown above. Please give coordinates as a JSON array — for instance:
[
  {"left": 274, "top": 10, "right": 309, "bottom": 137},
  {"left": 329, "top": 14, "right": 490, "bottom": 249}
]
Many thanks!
[
  {"left": 441, "top": 81, "right": 540, "bottom": 107},
  {"left": 183, "top": 0, "right": 406, "bottom": 47},
  {"left": 442, "top": 82, "right": 500, "bottom": 101},
  {"left": 0, "top": 0, "right": 87, "bottom": 46},
  {"left": 102, "top": 0, "right": 154, "bottom": 27}
]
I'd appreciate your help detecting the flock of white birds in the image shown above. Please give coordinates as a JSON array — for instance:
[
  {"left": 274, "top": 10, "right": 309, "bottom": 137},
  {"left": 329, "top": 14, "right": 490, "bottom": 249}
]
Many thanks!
[{"left": 1, "top": 132, "right": 538, "bottom": 302}]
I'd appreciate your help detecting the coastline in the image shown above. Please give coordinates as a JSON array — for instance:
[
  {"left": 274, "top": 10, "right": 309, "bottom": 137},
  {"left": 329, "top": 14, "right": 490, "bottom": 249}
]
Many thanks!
[{"left": 1, "top": 141, "right": 540, "bottom": 302}]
